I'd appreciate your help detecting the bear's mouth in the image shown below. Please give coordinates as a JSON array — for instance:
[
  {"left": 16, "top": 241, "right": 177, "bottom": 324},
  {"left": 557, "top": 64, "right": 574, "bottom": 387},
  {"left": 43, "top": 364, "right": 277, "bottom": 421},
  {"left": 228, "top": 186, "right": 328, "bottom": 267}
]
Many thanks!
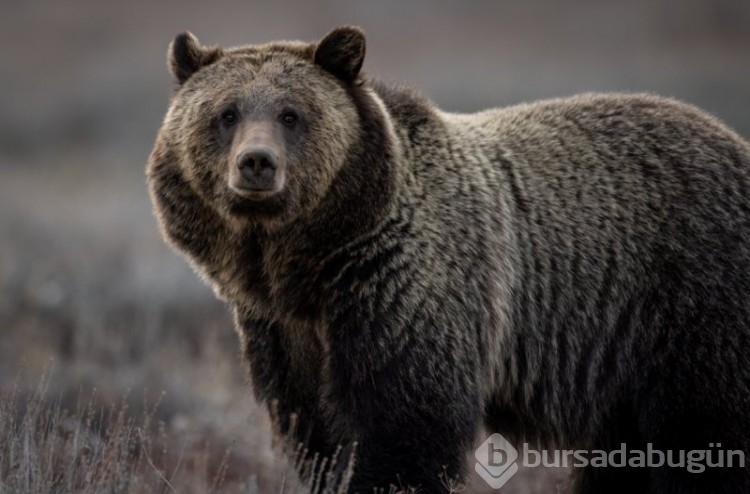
[
  {"left": 229, "top": 184, "right": 281, "bottom": 200},
  {"left": 224, "top": 185, "right": 290, "bottom": 219}
]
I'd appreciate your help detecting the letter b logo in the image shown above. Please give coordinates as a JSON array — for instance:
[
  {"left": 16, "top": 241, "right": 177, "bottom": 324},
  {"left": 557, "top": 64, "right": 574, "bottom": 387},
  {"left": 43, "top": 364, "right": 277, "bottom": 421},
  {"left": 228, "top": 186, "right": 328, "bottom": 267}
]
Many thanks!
[
  {"left": 475, "top": 433, "right": 519, "bottom": 489},
  {"left": 488, "top": 443, "right": 509, "bottom": 467}
]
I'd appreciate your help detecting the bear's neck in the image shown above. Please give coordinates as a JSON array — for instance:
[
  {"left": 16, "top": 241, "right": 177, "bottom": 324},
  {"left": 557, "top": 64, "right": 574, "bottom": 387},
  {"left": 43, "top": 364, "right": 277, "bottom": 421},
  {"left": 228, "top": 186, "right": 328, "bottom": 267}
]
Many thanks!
[{"left": 300, "top": 80, "right": 402, "bottom": 246}]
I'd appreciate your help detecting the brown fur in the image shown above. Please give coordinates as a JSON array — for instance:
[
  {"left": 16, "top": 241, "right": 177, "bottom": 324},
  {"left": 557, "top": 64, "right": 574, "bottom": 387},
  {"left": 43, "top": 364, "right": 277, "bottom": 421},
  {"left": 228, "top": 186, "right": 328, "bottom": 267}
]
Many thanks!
[{"left": 148, "top": 26, "right": 750, "bottom": 493}]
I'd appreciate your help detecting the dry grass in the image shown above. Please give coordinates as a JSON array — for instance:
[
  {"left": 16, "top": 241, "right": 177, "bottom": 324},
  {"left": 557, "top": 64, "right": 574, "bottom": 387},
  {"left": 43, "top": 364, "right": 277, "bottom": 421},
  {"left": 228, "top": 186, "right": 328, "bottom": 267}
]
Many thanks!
[
  {"left": 0, "top": 367, "right": 384, "bottom": 494},
  {"left": 0, "top": 366, "right": 252, "bottom": 494},
  {"left": 0, "top": 366, "right": 364, "bottom": 494}
]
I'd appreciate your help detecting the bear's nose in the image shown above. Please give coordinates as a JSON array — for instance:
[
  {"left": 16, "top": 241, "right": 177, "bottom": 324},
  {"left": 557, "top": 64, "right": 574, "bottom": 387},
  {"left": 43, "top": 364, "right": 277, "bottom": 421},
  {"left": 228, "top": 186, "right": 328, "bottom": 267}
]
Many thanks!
[
  {"left": 237, "top": 148, "right": 278, "bottom": 172},
  {"left": 234, "top": 147, "right": 281, "bottom": 192}
]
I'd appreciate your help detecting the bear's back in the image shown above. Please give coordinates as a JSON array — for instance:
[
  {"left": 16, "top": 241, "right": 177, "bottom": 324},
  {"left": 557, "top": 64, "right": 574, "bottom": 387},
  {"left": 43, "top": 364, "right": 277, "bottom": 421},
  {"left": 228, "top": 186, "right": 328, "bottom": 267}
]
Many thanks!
[{"left": 434, "top": 93, "right": 750, "bottom": 273}]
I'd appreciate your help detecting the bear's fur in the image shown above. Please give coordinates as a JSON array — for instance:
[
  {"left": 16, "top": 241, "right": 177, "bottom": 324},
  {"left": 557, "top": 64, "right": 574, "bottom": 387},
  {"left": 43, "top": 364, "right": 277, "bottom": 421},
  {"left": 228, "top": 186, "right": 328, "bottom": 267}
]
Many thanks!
[{"left": 147, "top": 26, "right": 750, "bottom": 493}]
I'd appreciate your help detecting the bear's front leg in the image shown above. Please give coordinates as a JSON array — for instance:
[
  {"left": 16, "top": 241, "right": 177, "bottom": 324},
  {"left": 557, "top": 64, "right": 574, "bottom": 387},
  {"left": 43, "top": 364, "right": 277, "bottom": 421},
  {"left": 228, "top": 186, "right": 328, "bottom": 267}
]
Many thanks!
[
  {"left": 237, "top": 313, "right": 339, "bottom": 480},
  {"left": 324, "top": 305, "right": 484, "bottom": 493}
]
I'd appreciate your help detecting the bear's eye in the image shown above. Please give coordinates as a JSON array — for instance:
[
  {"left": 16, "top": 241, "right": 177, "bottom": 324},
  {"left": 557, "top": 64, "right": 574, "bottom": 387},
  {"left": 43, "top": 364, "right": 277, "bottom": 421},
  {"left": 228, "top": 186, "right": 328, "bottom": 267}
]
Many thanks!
[
  {"left": 280, "top": 110, "right": 299, "bottom": 128},
  {"left": 220, "top": 109, "right": 239, "bottom": 127}
]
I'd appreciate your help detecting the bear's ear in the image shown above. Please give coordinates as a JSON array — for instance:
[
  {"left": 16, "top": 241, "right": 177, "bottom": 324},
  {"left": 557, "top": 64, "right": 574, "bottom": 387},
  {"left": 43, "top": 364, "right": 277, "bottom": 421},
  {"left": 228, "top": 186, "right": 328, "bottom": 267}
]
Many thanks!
[
  {"left": 168, "top": 32, "right": 223, "bottom": 84},
  {"left": 314, "top": 26, "right": 366, "bottom": 83}
]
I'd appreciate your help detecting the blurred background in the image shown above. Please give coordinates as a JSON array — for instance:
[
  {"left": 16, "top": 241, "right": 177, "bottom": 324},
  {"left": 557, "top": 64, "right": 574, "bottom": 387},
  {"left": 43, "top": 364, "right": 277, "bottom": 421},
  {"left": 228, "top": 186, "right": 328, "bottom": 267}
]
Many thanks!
[{"left": 1, "top": 0, "right": 748, "bottom": 492}]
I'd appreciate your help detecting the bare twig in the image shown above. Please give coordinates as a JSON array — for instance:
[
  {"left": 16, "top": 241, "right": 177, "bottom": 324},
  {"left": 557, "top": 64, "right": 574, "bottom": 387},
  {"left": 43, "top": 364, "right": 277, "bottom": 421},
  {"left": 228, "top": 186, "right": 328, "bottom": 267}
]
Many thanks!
[{"left": 137, "top": 427, "right": 176, "bottom": 493}]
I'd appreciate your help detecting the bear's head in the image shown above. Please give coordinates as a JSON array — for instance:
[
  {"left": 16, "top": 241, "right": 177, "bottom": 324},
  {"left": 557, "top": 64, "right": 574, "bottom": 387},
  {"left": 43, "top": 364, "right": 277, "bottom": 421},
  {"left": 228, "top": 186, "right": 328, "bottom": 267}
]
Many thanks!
[{"left": 152, "top": 26, "right": 394, "bottom": 231}]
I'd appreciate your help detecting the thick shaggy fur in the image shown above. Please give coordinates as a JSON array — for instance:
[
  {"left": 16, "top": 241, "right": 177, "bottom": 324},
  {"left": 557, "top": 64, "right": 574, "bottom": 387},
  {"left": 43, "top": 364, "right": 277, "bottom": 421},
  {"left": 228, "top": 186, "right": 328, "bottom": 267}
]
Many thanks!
[{"left": 147, "top": 26, "right": 750, "bottom": 493}]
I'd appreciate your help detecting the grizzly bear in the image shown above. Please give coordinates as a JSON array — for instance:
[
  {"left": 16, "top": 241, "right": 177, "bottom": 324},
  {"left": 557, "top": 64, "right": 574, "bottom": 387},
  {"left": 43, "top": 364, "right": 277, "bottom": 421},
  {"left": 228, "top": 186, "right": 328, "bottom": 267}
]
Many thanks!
[{"left": 147, "top": 26, "right": 750, "bottom": 493}]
